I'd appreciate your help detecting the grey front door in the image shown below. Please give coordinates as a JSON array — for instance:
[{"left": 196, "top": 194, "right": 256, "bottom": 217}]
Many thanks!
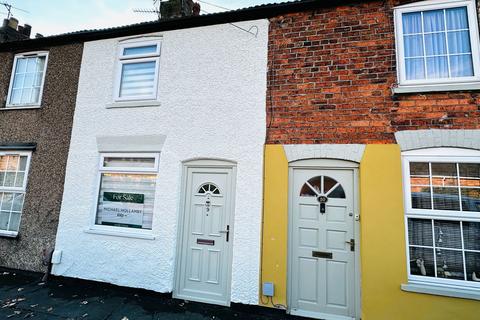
[
  {"left": 175, "top": 165, "right": 234, "bottom": 306},
  {"left": 289, "top": 168, "right": 356, "bottom": 320}
]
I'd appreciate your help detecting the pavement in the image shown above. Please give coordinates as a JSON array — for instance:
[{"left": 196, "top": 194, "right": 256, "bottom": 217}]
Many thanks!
[{"left": 0, "top": 268, "right": 303, "bottom": 320}]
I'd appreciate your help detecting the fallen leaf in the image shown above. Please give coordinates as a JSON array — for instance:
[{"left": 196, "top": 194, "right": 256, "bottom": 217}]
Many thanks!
[
  {"left": 82, "top": 313, "right": 88, "bottom": 318},
  {"left": 47, "top": 307, "right": 53, "bottom": 312},
  {"left": 17, "top": 288, "right": 23, "bottom": 292},
  {"left": 30, "top": 304, "right": 38, "bottom": 308},
  {"left": 80, "top": 301, "right": 88, "bottom": 305}
]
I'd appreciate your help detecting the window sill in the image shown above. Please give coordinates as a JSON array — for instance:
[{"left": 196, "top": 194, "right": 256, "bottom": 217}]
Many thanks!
[
  {"left": 0, "top": 230, "right": 18, "bottom": 238},
  {"left": 84, "top": 227, "right": 156, "bottom": 240},
  {"left": 1, "top": 106, "right": 41, "bottom": 111},
  {"left": 393, "top": 82, "right": 480, "bottom": 94},
  {"left": 401, "top": 282, "right": 480, "bottom": 301},
  {"left": 106, "top": 100, "right": 161, "bottom": 109}
]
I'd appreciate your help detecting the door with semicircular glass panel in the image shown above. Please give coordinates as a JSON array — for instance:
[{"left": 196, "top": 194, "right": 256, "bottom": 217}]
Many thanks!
[{"left": 289, "top": 168, "right": 356, "bottom": 319}]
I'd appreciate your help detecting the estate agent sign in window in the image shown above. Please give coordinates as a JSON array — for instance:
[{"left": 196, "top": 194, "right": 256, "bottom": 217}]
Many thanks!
[
  {"left": 95, "top": 154, "right": 159, "bottom": 230},
  {"left": 394, "top": 0, "right": 480, "bottom": 89},
  {"left": 402, "top": 148, "right": 480, "bottom": 294},
  {"left": 114, "top": 38, "right": 162, "bottom": 102},
  {"left": 0, "top": 152, "right": 31, "bottom": 237},
  {"left": 7, "top": 52, "right": 48, "bottom": 108}
]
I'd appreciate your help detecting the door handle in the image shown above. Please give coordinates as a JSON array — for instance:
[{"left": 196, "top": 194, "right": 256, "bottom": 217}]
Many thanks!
[
  {"left": 346, "top": 239, "right": 355, "bottom": 252},
  {"left": 219, "top": 225, "right": 230, "bottom": 242}
]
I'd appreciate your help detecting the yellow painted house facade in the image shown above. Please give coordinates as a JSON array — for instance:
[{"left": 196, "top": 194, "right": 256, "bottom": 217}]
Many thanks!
[{"left": 259, "top": 0, "right": 480, "bottom": 319}]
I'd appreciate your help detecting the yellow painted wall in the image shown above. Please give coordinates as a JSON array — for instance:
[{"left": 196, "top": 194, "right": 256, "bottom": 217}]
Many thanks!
[
  {"left": 261, "top": 144, "right": 479, "bottom": 319},
  {"left": 360, "top": 145, "right": 478, "bottom": 320},
  {"left": 260, "top": 145, "right": 288, "bottom": 307}
]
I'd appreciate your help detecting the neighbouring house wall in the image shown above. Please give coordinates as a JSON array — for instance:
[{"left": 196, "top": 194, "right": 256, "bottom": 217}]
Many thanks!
[
  {"left": 53, "top": 20, "right": 268, "bottom": 304},
  {"left": 266, "top": 0, "right": 480, "bottom": 144},
  {"left": 0, "top": 44, "right": 83, "bottom": 272},
  {"left": 261, "top": 145, "right": 478, "bottom": 319}
]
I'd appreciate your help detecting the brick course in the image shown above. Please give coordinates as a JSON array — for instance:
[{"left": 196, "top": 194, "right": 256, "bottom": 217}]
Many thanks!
[{"left": 266, "top": 0, "right": 480, "bottom": 144}]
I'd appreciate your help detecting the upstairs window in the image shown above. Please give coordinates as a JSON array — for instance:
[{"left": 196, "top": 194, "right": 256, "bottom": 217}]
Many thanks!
[
  {"left": 394, "top": 0, "right": 480, "bottom": 87},
  {"left": 114, "top": 39, "right": 161, "bottom": 102},
  {"left": 6, "top": 52, "right": 48, "bottom": 108}
]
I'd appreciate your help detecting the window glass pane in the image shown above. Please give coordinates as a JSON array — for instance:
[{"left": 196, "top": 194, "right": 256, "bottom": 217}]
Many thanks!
[
  {"left": 426, "top": 56, "right": 449, "bottom": 79},
  {"left": 411, "top": 186, "right": 432, "bottom": 209},
  {"left": 410, "top": 162, "right": 429, "bottom": 176},
  {"left": 423, "top": 9, "right": 445, "bottom": 32},
  {"left": 26, "top": 57, "right": 37, "bottom": 73},
  {"left": 7, "top": 212, "right": 20, "bottom": 232},
  {"left": 23, "top": 73, "right": 35, "bottom": 88},
  {"left": 1, "top": 193, "right": 13, "bottom": 211},
  {"left": 448, "top": 31, "right": 471, "bottom": 54},
  {"left": 123, "top": 45, "right": 157, "bottom": 56},
  {"left": 459, "top": 164, "right": 480, "bottom": 178},
  {"left": 9, "top": 89, "right": 21, "bottom": 105},
  {"left": 11, "top": 193, "right": 24, "bottom": 212},
  {"left": 465, "top": 252, "right": 480, "bottom": 282},
  {"left": 0, "top": 211, "right": 9, "bottom": 230},
  {"left": 434, "top": 220, "right": 462, "bottom": 249},
  {"left": 20, "top": 88, "right": 32, "bottom": 104},
  {"left": 409, "top": 247, "right": 435, "bottom": 277},
  {"left": 119, "top": 61, "right": 156, "bottom": 98},
  {"left": 446, "top": 7, "right": 469, "bottom": 30},
  {"left": 449, "top": 54, "right": 474, "bottom": 77},
  {"left": 15, "top": 58, "right": 27, "bottom": 73},
  {"left": 461, "top": 188, "right": 480, "bottom": 212},
  {"left": 3, "top": 172, "right": 15, "bottom": 187},
  {"left": 103, "top": 157, "right": 156, "bottom": 169},
  {"left": 323, "top": 176, "right": 337, "bottom": 193},
  {"left": 436, "top": 249, "right": 464, "bottom": 280},
  {"left": 431, "top": 163, "right": 457, "bottom": 177},
  {"left": 300, "top": 176, "right": 320, "bottom": 197},
  {"left": 425, "top": 33, "right": 446, "bottom": 56},
  {"left": 96, "top": 173, "right": 156, "bottom": 230},
  {"left": 14, "top": 173, "right": 24, "bottom": 188},
  {"left": 405, "top": 58, "right": 425, "bottom": 80},
  {"left": 6, "top": 156, "right": 19, "bottom": 170},
  {"left": 404, "top": 35, "right": 423, "bottom": 57},
  {"left": 328, "top": 185, "right": 346, "bottom": 199},
  {"left": 463, "top": 221, "right": 480, "bottom": 251},
  {"left": 403, "top": 12, "right": 422, "bottom": 34},
  {"left": 408, "top": 218, "right": 433, "bottom": 246},
  {"left": 432, "top": 187, "right": 460, "bottom": 211},
  {"left": 12, "top": 73, "right": 24, "bottom": 88}
]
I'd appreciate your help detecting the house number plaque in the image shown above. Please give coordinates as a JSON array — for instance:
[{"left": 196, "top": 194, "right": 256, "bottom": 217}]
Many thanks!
[{"left": 317, "top": 196, "right": 328, "bottom": 214}]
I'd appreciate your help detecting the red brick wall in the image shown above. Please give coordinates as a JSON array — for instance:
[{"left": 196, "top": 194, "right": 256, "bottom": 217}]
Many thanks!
[{"left": 266, "top": 0, "right": 480, "bottom": 144}]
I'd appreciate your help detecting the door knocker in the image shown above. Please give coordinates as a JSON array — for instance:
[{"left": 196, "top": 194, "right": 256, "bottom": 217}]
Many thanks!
[
  {"left": 317, "top": 196, "right": 328, "bottom": 214},
  {"left": 205, "top": 195, "right": 211, "bottom": 214}
]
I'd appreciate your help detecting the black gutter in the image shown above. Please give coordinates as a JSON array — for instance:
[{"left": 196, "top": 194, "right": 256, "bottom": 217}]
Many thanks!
[
  {"left": 0, "top": 0, "right": 372, "bottom": 52},
  {"left": 0, "top": 143, "right": 37, "bottom": 151}
]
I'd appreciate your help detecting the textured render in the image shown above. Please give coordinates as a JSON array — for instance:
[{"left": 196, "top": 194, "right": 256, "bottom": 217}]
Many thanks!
[
  {"left": 283, "top": 144, "right": 365, "bottom": 163},
  {"left": 53, "top": 20, "right": 268, "bottom": 304},
  {"left": 0, "top": 43, "right": 83, "bottom": 272},
  {"left": 266, "top": 0, "right": 480, "bottom": 144},
  {"left": 395, "top": 129, "right": 480, "bottom": 151}
]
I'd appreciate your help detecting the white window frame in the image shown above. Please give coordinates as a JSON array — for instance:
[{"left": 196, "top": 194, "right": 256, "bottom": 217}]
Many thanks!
[
  {"left": 6, "top": 51, "right": 49, "bottom": 109},
  {"left": 113, "top": 37, "right": 162, "bottom": 103},
  {"left": 394, "top": 0, "right": 480, "bottom": 90},
  {"left": 0, "top": 151, "right": 32, "bottom": 238},
  {"left": 402, "top": 147, "right": 480, "bottom": 294},
  {"left": 88, "top": 153, "right": 159, "bottom": 237}
]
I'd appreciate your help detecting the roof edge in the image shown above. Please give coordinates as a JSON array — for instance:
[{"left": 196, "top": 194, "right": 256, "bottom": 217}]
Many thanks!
[{"left": 0, "top": 0, "right": 370, "bottom": 52}]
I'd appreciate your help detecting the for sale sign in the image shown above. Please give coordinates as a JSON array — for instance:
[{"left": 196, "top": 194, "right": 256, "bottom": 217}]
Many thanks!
[{"left": 101, "top": 192, "right": 145, "bottom": 228}]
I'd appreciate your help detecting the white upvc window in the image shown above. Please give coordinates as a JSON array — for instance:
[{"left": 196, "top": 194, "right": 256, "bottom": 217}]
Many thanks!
[
  {"left": 6, "top": 52, "right": 48, "bottom": 108},
  {"left": 402, "top": 148, "right": 480, "bottom": 294},
  {"left": 394, "top": 0, "right": 480, "bottom": 89},
  {"left": 93, "top": 153, "right": 159, "bottom": 231},
  {"left": 113, "top": 38, "right": 162, "bottom": 102},
  {"left": 0, "top": 152, "right": 32, "bottom": 237}
]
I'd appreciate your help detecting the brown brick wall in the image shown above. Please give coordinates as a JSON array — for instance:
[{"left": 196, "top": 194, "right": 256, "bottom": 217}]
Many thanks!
[
  {"left": 0, "top": 43, "right": 83, "bottom": 272},
  {"left": 266, "top": 0, "right": 480, "bottom": 144}
]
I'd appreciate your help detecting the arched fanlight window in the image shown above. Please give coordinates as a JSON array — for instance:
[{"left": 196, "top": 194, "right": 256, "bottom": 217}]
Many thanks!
[
  {"left": 198, "top": 183, "right": 221, "bottom": 195},
  {"left": 300, "top": 176, "right": 345, "bottom": 199}
]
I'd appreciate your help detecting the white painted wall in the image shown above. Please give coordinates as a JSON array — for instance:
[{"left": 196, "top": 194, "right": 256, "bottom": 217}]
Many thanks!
[{"left": 52, "top": 19, "right": 268, "bottom": 305}]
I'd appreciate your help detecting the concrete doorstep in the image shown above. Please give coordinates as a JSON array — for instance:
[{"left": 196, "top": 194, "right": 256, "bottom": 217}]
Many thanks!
[{"left": 0, "top": 268, "right": 300, "bottom": 320}]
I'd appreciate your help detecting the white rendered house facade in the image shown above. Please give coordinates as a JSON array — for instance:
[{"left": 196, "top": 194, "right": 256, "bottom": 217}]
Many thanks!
[{"left": 52, "top": 19, "right": 268, "bottom": 306}]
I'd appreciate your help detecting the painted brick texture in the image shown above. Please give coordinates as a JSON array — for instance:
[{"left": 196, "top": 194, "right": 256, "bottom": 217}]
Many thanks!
[{"left": 266, "top": 0, "right": 480, "bottom": 144}]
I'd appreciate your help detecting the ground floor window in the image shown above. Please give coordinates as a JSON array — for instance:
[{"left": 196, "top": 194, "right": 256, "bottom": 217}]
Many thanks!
[
  {"left": 0, "top": 152, "right": 31, "bottom": 236},
  {"left": 402, "top": 148, "right": 480, "bottom": 290},
  {"left": 95, "top": 154, "right": 159, "bottom": 230}
]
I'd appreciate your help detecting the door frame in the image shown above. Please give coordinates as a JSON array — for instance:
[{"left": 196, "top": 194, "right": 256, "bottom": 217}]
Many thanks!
[
  {"left": 287, "top": 159, "right": 361, "bottom": 320},
  {"left": 173, "top": 158, "right": 237, "bottom": 306}
]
